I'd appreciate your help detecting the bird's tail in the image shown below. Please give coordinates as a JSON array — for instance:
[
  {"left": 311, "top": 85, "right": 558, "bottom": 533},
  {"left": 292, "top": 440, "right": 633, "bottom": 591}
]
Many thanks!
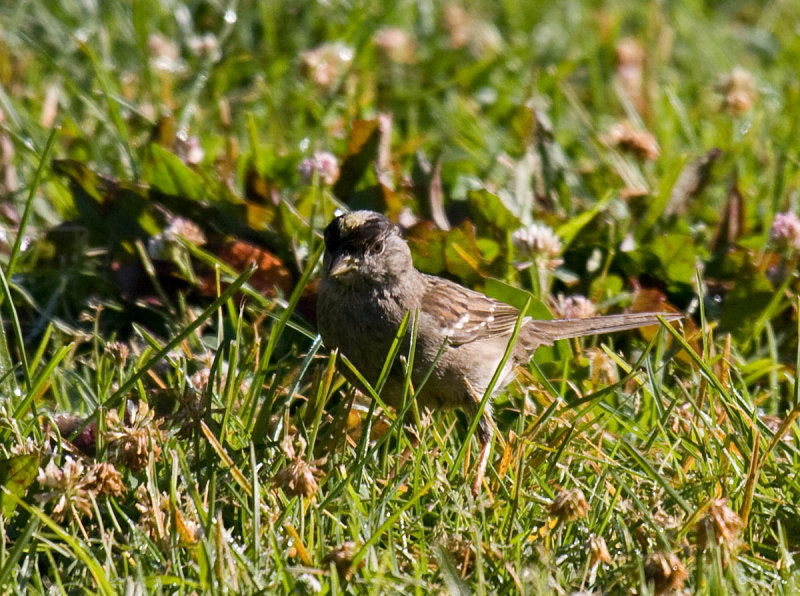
[{"left": 527, "top": 312, "right": 682, "bottom": 344}]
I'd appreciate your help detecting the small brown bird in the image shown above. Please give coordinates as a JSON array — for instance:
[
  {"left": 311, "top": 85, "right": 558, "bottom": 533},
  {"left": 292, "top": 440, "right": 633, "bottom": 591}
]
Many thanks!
[{"left": 317, "top": 211, "right": 680, "bottom": 495}]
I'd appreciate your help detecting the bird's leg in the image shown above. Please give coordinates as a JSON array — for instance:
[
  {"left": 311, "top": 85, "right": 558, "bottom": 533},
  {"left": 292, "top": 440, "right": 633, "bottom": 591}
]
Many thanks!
[
  {"left": 472, "top": 427, "right": 493, "bottom": 497},
  {"left": 465, "top": 377, "right": 495, "bottom": 496}
]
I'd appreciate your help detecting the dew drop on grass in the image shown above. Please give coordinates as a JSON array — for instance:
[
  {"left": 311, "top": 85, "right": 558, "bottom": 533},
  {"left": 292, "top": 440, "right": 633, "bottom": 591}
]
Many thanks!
[{"left": 224, "top": 9, "right": 237, "bottom": 24}]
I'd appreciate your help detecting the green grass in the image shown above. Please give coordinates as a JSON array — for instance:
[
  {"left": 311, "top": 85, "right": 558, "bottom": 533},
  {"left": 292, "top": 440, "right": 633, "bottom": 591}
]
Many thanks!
[{"left": 2, "top": 0, "right": 800, "bottom": 593}]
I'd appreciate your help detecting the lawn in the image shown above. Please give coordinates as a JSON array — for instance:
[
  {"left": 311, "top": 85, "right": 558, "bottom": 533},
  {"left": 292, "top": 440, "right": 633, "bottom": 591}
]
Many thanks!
[{"left": 1, "top": 0, "right": 800, "bottom": 593}]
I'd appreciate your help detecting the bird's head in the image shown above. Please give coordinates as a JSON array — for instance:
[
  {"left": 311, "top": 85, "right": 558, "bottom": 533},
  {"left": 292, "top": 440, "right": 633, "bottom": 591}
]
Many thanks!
[{"left": 322, "top": 211, "right": 412, "bottom": 285}]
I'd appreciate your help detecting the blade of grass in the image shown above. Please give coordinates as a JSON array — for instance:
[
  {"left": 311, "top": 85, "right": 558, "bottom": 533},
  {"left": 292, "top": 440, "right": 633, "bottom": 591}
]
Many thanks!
[
  {"left": 75, "top": 263, "right": 256, "bottom": 437},
  {"left": 7, "top": 127, "right": 58, "bottom": 277},
  {"left": 449, "top": 296, "right": 532, "bottom": 483},
  {"left": 0, "top": 265, "right": 31, "bottom": 391},
  {"left": 5, "top": 491, "right": 115, "bottom": 595}
]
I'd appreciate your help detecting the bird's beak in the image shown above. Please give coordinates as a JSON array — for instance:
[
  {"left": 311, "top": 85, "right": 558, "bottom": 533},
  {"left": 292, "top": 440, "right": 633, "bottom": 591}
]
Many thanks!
[{"left": 328, "top": 253, "right": 357, "bottom": 277}]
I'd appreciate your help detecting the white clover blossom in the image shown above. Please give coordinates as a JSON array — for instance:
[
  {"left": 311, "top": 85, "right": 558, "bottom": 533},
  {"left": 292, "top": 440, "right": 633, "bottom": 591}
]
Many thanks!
[
  {"left": 298, "top": 151, "right": 339, "bottom": 186},
  {"left": 555, "top": 294, "right": 597, "bottom": 319},
  {"left": 512, "top": 223, "right": 563, "bottom": 270},
  {"left": 37, "top": 456, "right": 94, "bottom": 521}
]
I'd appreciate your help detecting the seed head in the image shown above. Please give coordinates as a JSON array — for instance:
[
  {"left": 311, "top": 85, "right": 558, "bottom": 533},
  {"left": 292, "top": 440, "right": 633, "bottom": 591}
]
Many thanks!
[
  {"left": 643, "top": 551, "right": 688, "bottom": 595},
  {"left": 85, "top": 462, "right": 126, "bottom": 497},
  {"left": 323, "top": 541, "right": 362, "bottom": 579},
  {"left": 589, "top": 535, "right": 612, "bottom": 567},
  {"left": 606, "top": 121, "right": 660, "bottom": 161},
  {"left": 696, "top": 497, "right": 743, "bottom": 550},
  {"left": 548, "top": 487, "right": 589, "bottom": 522},
  {"left": 104, "top": 401, "right": 164, "bottom": 471},
  {"left": 272, "top": 458, "right": 321, "bottom": 499}
]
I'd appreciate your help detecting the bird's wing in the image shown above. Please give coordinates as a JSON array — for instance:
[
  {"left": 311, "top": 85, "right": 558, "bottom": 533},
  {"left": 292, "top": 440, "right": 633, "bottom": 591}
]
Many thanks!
[
  {"left": 421, "top": 276, "right": 524, "bottom": 346},
  {"left": 421, "top": 276, "right": 683, "bottom": 349}
]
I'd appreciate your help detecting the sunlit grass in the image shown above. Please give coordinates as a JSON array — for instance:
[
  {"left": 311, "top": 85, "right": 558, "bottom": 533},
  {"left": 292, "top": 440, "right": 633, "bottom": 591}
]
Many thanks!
[{"left": 1, "top": 0, "right": 800, "bottom": 593}]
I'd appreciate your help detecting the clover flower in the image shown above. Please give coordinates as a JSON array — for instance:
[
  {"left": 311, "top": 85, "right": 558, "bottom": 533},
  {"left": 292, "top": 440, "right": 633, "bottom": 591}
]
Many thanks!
[
  {"left": 512, "top": 223, "right": 563, "bottom": 271},
  {"left": 697, "top": 497, "right": 743, "bottom": 550},
  {"left": 298, "top": 151, "right": 340, "bottom": 186},
  {"left": 104, "top": 401, "right": 164, "bottom": 471},
  {"left": 37, "top": 457, "right": 95, "bottom": 522},
  {"left": 548, "top": 487, "right": 589, "bottom": 522},
  {"left": 769, "top": 211, "right": 800, "bottom": 253},
  {"left": 643, "top": 551, "right": 688, "bottom": 595}
]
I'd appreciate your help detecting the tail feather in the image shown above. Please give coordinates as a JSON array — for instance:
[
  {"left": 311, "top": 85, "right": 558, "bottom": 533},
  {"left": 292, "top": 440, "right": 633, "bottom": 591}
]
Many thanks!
[{"left": 527, "top": 312, "right": 682, "bottom": 344}]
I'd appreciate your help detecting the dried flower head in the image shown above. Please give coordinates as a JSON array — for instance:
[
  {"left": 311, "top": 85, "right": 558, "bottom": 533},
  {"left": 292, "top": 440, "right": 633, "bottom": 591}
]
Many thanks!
[
  {"left": 298, "top": 151, "right": 340, "bottom": 186},
  {"left": 135, "top": 485, "right": 168, "bottom": 543},
  {"left": 135, "top": 485, "right": 202, "bottom": 547},
  {"left": 445, "top": 534, "right": 476, "bottom": 576},
  {"left": 588, "top": 347, "right": 618, "bottom": 385},
  {"left": 606, "top": 121, "right": 660, "bottom": 161},
  {"left": 512, "top": 223, "right": 563, "bottom": 270},
  {"left": 105, "top": 341, "right": 130, "bottom": 366},
  {"left": 301, "top": 42, "right": 354, "bottom": 89},
  {"left": 589, "top": 535, "right": 612, "bottom": 567},
  {"left": 37, "top": 457, "right": 95, "bottom": 521},
  {"left": 104, "top": 401, "right": 164, "bottom": 471},
  {"left": 279, "top": 432, "right": 307, "bottom": 460},
  {"left": 272, "top": 458, "right": 321, "bottom": 498},
  {"left": 697, "top": 497, "right": 743, "bottom": 550},
  {"left": 323, "top": 541, "right": 362, "bottom": 579},
  {"left": 769, "top": 211, "right": 800, "bottom": 253},
  {"left": 373, "top": 27, "right": 416, "bottom": 64},
  {"left": 720, "top": 67, "right": 757, "bottom": 115},
  {"left": 84, "top": 462, "right": 126, "bottom": 497},
  {"left": 170, "top": 387, "right": 208, "bottom": 438},
  {"left": 548, "top": 487, "right": 589, "bottom": 522},
  {"left": 643, "top": 551, "right": 688, "bottom": 595}
]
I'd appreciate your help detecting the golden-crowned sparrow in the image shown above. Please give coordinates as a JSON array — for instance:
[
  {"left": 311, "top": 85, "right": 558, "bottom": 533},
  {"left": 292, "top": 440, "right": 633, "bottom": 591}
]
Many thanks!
[{"left": 317, "top": 210, "right": 680, "bottom": 494}]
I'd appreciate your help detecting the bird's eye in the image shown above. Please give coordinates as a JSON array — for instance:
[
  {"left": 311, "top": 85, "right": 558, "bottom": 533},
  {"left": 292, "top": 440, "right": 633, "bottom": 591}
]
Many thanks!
[{"left": 371, "top": 240, "right": 384, "bottom": 254}]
